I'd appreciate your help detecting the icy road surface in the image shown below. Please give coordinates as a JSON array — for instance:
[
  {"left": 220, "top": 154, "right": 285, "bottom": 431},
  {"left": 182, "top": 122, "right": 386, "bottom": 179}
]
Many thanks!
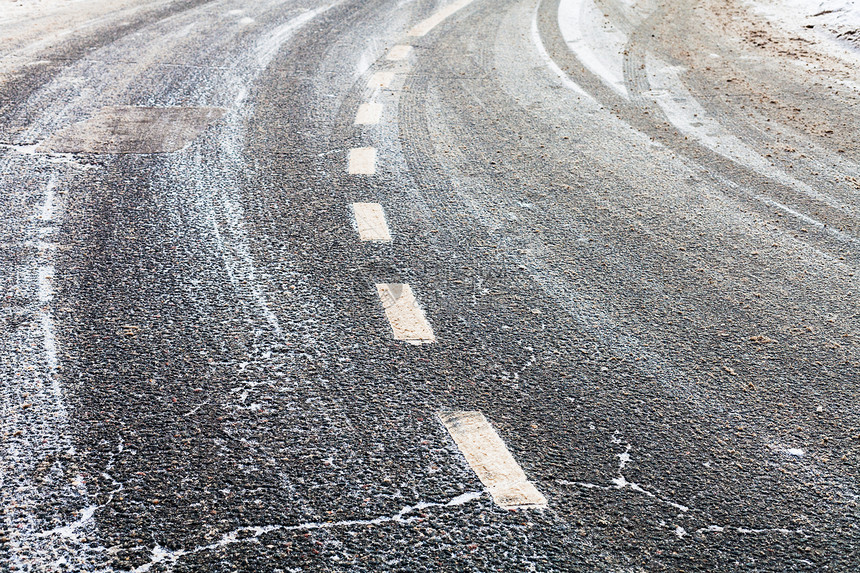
[{"left": 1, "top": 0, "right": 859, "bottom": 570}]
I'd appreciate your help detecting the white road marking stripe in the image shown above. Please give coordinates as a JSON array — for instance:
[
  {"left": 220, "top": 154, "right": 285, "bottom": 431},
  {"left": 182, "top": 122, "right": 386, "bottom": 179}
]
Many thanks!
[
  {"left": 355, "top": 103, "right": 382, "bottom": 125},
  {"left": 408, "top": 0, "right": 476, "bottom": 36},
  {"left": 368, "top": 71, "right": 395, "bottom": 89},
  {"left": 351, "top": 203, "right": 392, "bottom": 242},
  {"left": 439, "top": 410, "right": 548, "bottom": 510},
  {"left": 386, "top": 45, "right": 413, "bottom": 61},
  {"left": 348, "top": 147, "right": 377, "bottom": 175},
  {"left": 376, "top": 283, "right": 435, "bottom": 343}
]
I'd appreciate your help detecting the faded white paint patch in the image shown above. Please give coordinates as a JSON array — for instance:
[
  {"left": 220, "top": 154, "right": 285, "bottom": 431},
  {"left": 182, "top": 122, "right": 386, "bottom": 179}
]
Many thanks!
[
  {"left": 439, "top": 410, "right": 547, "bottom": 509},
  {"left": 351, "top": 203, "right": 392, "bottom": 242},
  {"left": 376, "top": 283, "right": 435, "bottom": 343},
  {"left": 348, "top": 147, "right": 377, "bottom": 175},
  {"left": 355, "top": 102, "right": 382, "bottom": 125},
  {"left": 368, "top": 71, "right": 395, "bottom": 89},
  {"left": 38, "top": 106, "right": 226, "bottom": 154},
  {"left": 408, "top": 0, "right": 476, "bottom": 36},
  {"left": 386, "top": 45, "right": 413, "bottom": 61}
]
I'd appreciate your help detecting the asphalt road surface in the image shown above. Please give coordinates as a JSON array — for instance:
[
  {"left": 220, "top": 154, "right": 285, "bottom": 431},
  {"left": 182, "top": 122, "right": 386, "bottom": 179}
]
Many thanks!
[{"left": 2, "top": 0, "right": 859, "bottom": 571}]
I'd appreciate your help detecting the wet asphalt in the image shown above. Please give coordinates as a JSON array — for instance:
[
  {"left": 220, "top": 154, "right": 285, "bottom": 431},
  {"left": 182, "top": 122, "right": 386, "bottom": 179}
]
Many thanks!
[{"left": 1, "top": 0, "right": 859, "bottom": 571}]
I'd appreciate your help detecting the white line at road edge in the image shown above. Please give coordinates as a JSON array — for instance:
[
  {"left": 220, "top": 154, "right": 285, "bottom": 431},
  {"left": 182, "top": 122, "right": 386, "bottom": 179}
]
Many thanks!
[
  {"left": 348, "top": 147, "right": 377, "bottom": 175},
  {"left": 351, "top": 202, "right": 392, "bottom": 242},
  {"left": 439, "top": 411, "right": 548, "bottom": 509},
  {"left": 376, "top": 283, "right": 435, "bottom": 343},
  {"left": 409, "top": 0, "right": 476, "bottom": 37},
  {"left": 355, "top": 102, "right": 382, "bottom": 125}
]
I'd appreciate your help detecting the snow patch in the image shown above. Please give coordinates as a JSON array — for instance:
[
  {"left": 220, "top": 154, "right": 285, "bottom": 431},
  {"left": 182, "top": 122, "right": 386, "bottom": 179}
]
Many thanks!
[
  {"left": 558, "top": 0, "right": 629, "bottom": 97},
  {"left": 747, "top": 0, "right": 860, "bottom": 51},
  {"left": 645, "top": 55, "right": 858, "bottom": 219},
  {"left": 255, "top": 6, "right": 333, "bottom": 67},
  {"left": 531, "top": 3, "right": 592, "bottom": 98}
]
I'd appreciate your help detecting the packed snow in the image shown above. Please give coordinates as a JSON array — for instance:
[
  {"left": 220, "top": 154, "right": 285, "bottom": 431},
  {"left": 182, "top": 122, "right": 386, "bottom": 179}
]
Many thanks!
[{"left": 748, "top": 0, "right": 860, "bottom": 49}]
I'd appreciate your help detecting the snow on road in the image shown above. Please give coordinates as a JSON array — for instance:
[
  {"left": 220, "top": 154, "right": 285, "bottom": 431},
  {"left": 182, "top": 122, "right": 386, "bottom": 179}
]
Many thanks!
[{"left": 748, "top": 0, "right": 860, "bottom": 49}]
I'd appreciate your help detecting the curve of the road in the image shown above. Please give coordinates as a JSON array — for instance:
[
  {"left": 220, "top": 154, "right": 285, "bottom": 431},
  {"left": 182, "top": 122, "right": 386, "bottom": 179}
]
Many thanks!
[{"left": 1, "top": 0, "right": 858, "bottom": 570}]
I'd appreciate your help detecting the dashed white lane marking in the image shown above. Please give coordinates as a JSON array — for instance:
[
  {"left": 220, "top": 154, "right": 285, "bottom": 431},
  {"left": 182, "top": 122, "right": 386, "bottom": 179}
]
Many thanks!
[
  {"left": 439, "top": 411, "right": 548, "bottom": 509},
  {"left": 354, "top": 102, "right": 382, "bottom": 125},
  {"left": 376, "top": 283, "right": 435, "bottom": 343},
  {"left": 348, "top": 147, "right": 377, "bottom": 175},
  {"left": 351, "top": 203, "right": 392, "bottom": 242},
  {"left": 408, "top": 0, "right": 476, "bottom": 37},
  {"left": 386, "top": 44, "right": 413, "bottom": 61},
  {"left": 368, "top": 71, "right": 395, "bottom": 89}
]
